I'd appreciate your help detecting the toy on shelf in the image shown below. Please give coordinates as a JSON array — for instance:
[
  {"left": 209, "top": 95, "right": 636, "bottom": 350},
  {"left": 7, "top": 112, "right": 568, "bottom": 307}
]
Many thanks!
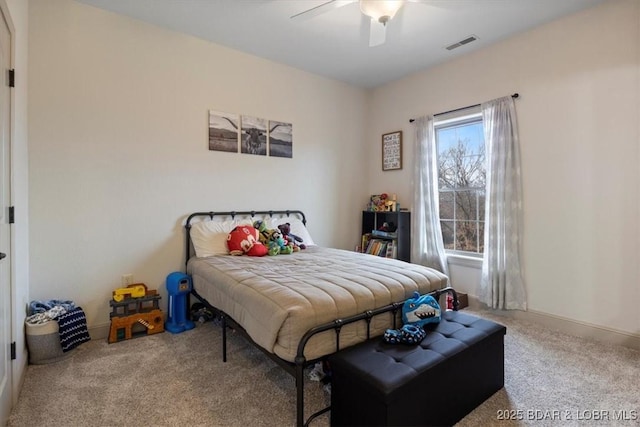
[
  {"left": 367, "top": 193, "right": 399, "bottom": 212},
  {"left": 108, "top": 283, "right": 164, "bottom": 343}
]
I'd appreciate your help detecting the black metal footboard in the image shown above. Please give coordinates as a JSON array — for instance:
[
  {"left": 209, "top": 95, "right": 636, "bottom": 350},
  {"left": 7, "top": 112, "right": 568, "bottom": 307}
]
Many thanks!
[{"left": 191, "top": 286, "right": 459, "bottom": 427}]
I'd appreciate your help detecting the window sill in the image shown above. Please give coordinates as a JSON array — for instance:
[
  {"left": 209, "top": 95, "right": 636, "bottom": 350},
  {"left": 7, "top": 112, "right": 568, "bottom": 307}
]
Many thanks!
[{"left": 446, "top": 253, "right": 483, "bottom": 269}]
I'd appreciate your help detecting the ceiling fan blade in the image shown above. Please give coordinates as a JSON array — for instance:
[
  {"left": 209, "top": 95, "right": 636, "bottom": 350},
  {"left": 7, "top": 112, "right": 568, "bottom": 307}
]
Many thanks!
[
  {"left": 407, "top": 0, "right": 471, "bottom": 10},
  {"left": 369, "top": 19, "right": 386, "bottom": 47},
  {"left": 290, "top": 0, "right": 356, "bottom": 21}
]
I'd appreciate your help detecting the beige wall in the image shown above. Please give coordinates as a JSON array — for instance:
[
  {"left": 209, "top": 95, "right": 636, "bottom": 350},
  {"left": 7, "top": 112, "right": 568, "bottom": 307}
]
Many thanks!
[
  {"left": 28, "top": 0, "right": 368, "bottom": 330},
  {"left": 368, "top": 0, "right": 640, "bottom": 338},
  {"left": 28, "top": 0, "right": 640, "bottom": 344}
]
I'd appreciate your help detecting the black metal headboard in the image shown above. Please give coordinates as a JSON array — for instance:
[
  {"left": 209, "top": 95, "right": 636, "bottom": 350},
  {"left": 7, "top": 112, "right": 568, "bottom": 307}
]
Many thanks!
[{"left": 184, "top": 210, "right": 307, "bottom": 269}]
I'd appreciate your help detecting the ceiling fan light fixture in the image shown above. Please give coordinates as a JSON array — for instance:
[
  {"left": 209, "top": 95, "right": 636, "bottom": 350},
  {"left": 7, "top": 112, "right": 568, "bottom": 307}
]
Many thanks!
[{"left": 360, "top": 0, "right": 405, "bottom": 25}]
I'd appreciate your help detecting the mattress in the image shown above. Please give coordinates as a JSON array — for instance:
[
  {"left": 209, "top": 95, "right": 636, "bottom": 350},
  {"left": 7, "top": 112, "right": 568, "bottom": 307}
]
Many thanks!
[{"left": 188, "top": 246, "right": 448, "bottom": 362}]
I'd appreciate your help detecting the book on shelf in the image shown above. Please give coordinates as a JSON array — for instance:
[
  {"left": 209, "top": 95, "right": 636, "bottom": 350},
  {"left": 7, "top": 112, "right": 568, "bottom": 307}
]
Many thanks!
[
  {"left": 361, "top": 233, "right": 371, "bottom": 253},
  {"left": 363, "top": 238, "right": 396, "bottom": 258},
  {"left": 385, "top": 240, "right": 396, "bottom": 258},
  {"left": 365, "top": 239, "right": 381, "bottom": 255}
]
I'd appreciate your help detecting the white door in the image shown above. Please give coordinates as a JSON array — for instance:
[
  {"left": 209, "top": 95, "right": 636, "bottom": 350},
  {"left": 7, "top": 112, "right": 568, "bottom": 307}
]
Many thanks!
[{"left": 0, "top": 4, "right": 11, "bottom": 424}]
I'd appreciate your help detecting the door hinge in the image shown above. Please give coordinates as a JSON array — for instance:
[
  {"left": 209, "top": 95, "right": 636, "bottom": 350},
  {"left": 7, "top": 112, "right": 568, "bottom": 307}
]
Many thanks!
[
  {"left": 8, "top": 69, "right": 14, "bottom": 88},
  {"left": 8, "top": 206, "right": 14, "bottom": 223},
  {"left": 10, "top": 342, "right": 16, "bottom": 360}
]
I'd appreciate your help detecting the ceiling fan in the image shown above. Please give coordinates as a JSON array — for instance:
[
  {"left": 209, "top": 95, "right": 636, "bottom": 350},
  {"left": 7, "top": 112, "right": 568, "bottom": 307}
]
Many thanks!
[{"left": 290, "top": 0, "right": 424, "bottom": 47}]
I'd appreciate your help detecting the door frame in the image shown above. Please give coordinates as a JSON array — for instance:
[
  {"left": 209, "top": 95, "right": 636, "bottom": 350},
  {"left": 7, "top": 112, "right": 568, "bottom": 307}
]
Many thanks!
[{"left": 0, "top": 0, "right": 15, "bottom": 423}]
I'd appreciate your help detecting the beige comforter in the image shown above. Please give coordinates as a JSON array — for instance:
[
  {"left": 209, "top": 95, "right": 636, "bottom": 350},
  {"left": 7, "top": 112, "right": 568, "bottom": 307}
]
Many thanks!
[{"left": 188, "top": 246, "right": 448, "bottom": 362}]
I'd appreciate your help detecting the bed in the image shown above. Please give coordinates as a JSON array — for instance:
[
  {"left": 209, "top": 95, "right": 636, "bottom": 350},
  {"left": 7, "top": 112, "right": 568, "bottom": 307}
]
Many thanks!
[{"left": 184, "top": 210, "right": 452, "bottom": 426}]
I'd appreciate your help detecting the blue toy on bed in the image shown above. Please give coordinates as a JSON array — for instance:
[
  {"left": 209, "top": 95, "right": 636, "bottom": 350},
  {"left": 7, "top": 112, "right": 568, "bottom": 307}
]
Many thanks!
[{"left": 384, "top": 291, "right": 441, "bottom": 345}]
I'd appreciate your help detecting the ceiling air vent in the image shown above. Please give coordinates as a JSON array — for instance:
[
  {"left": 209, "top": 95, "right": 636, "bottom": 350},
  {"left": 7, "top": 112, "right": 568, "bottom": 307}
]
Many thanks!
[{"left": 445, "top": 35, "right": 478, "bottom": 51}]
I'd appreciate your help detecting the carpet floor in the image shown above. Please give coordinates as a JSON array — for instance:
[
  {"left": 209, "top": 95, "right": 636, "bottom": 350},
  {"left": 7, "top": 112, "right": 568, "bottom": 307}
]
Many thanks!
[{"left": 8, "top": 309, "right": 640, "bottom": 427}]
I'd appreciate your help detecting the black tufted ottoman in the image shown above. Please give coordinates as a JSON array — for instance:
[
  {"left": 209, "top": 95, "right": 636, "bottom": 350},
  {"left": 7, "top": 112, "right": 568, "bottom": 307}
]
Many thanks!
[{"left": 328, "top": 311, "right": 506, "bottom": 426}]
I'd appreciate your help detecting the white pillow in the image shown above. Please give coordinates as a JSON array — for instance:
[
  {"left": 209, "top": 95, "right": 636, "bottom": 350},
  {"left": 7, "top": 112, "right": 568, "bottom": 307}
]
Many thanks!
[
  {"left": 190, "top": 219, "right": 253, "bottom": 257},
  {"left": 265, "top": 217, "right": 316, "bottom": 246}
]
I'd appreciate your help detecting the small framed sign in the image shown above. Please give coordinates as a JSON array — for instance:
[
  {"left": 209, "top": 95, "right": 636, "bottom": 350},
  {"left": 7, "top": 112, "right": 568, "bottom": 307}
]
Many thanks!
[{"left": 382, "top": 131, "right": 402, "bottom": 171}]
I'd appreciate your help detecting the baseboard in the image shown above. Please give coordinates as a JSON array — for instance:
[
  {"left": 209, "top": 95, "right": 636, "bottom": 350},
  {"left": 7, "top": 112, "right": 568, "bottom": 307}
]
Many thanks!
[
  {"left": 466, "top": 295, "right": 640, "bottom": 351},
  {"left": 89, "top": 322, "right": 110, "bottom": 341}
]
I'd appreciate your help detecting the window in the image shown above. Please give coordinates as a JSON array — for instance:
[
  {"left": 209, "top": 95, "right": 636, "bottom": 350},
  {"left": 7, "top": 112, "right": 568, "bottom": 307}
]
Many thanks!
[{"left": 435, "top": 110, "right": 485, "bottom": 255}]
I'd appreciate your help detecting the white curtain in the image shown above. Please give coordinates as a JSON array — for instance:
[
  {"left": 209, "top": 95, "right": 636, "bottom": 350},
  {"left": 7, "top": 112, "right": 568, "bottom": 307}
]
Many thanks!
[
  {"left": 412, "top": 115, "right": 448, "bottom": 275},
  {"left": 479, "top": 96, "right": 526, "bottom": 310}
]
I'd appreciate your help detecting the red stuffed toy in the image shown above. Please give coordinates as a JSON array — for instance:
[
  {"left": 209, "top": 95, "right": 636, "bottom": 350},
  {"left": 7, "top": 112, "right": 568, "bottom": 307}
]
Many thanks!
[{"left": 227, "top": 226, "right": 268, "bottom": 257}]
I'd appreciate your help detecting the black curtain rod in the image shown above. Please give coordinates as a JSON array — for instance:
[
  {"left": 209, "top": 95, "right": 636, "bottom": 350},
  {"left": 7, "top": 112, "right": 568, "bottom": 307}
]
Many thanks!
[{"left": 409, "top": 93, "right": 519, "bottom": 123}]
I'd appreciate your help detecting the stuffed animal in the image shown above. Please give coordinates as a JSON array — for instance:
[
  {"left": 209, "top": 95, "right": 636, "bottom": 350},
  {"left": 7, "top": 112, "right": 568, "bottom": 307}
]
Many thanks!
[
  {"left": 253, "top": 220, "right": 271, "bottom": 245},
  {"left": 383, "top": 291, "right": 439, "bottom": 345},
  {"left": 253, "top": 220, "right": 292, "bottom": 255},
  {"left": 402, "top": 291, "right": 441, "bottom": 327},
  {"left": 384, "top": 324, "right": 426, "bottom": 345},
  {"left": 277, "top": 223, "right": 306, "bottom": 250},
  {"left": 226, "top": 225, "right": 268, "bottom": 257},
  {"left": 269, "top": 230, "right": 293, "bottom": 255}
]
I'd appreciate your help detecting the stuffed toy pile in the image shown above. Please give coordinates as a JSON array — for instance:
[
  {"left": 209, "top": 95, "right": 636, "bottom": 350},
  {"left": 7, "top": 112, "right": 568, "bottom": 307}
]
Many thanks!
[
  {"left": 226, "top": 221, "right": 309, "bottom": 256},
  {"left": 253, "top": 220, "right": 292, "bottom": 255}
]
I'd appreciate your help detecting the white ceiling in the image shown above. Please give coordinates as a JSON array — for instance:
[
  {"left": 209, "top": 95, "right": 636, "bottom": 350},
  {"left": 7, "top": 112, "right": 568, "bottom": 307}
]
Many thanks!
[{"left": 75, "top": 0, "right": 607, "bottom": 88}]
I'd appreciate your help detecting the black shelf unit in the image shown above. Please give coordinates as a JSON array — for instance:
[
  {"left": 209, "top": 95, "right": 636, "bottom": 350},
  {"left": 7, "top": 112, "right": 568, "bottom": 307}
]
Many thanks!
[{"left": 361, "top": 210, "right": 411, "bottom": 263}]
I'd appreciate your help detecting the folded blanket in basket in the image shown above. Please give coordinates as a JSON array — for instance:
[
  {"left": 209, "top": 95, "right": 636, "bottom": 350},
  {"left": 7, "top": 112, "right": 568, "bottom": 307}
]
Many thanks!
[
  {"left": 25, "top": 306, "right": 68, "bottom": 325},
  {"left": 26, "top": 299, "right": 77, "bottom": 325},
  {"left": 29, "top": 299, "right": 76, "bottom": 315},
  {"left": 57, "top": 307, "right": 91, "bottom": 352}
]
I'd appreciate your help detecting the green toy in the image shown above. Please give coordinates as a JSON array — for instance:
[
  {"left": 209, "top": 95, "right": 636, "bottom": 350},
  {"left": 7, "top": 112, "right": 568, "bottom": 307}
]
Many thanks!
[{"left": 253, "top": 220, "right": 293, "bottom": 255}]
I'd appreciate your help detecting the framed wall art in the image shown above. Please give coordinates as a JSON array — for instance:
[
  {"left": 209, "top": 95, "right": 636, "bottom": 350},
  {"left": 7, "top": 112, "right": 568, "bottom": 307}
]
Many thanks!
[
  {"left": 240, "top": 115, "right": 268, "bottom": 156},
  {"left": 382, "top": 131, "right": 402, "bottom": 171},
  {"left": 268, "top": 120, "right": 293, "bottom": 158},
  {"left": 208, "top": 110, "right": 240, "bottom": 153},
  {"left": 208, "top": 108, "right": 294, "bottom": 158}
]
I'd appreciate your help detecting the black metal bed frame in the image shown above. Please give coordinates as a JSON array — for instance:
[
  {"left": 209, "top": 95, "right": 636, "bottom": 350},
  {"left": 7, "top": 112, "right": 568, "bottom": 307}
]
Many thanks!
[{"left": 184, "top": 210, "right": 459, "bottom": 427}]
